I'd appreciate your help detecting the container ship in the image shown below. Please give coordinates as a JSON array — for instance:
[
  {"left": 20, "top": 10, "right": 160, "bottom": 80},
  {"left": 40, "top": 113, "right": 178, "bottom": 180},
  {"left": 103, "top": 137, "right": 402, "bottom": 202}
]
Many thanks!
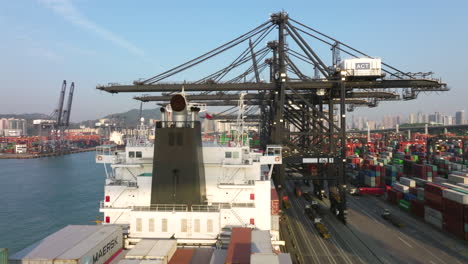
[{"left": 8, "top": 93, "right": 292, "bottom": 264}]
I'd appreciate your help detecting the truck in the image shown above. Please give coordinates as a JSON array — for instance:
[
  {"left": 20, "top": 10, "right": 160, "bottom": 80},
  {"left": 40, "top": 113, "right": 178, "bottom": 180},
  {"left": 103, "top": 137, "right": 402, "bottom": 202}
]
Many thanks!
[
  {"left": 304, "top": 204, "right": 321, "bottom": 223},
  {"left": 314, "top": 222, "right": 330, "bottom": 239},
  {"left": 381, "top": 209, "right": 405, "bottom": 228}
]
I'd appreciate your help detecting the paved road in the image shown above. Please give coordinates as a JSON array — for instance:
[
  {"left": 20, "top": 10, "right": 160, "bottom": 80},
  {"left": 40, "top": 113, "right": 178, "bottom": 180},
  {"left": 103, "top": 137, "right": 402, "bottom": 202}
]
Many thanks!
[{"left": 283, "top": 182, "right": 468, "bottom": 264}]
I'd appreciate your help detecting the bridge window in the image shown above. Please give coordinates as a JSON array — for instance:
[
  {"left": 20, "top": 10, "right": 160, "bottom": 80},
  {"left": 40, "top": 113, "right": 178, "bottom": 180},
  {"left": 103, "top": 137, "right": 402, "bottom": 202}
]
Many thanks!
[
  {"left": 149, "top": 218, "right": 155, "bottom": 232},
  {"left": 162, "top": 218, "right": 168, "bottom": 232},
  {"left": 136, "top": 218, "right": 142, "bottom": 232},
  {"left": 181, "top": 219, "right": 188, "bottom": 232},
  {"left": 194, "top": 219, "right": 200, "bottom": 233},
  {"left": 136, "top": 151, "right": 142, "bottom": 158},
  {"left": 225, "top": 152, "right": 232, "bottom": 158},
  {"left": 207, "top": 219, "right": 213, "bottom": 233},
  {"left": 233, "top": 151, "right": 239, "bottom": 158},
  {"left": 128, "top": 151, "right": 135, "bottom": 158}
]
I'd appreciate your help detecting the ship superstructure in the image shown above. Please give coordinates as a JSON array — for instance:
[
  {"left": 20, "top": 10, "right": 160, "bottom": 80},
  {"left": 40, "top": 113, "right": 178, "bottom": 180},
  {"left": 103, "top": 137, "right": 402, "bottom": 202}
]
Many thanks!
[{"left": 96, "top": 93, "right": 282, "bottom": 246}]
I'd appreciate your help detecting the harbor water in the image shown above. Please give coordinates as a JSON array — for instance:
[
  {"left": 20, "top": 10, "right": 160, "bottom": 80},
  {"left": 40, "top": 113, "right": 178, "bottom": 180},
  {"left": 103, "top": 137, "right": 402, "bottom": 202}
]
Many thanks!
[{"left": 0, "top": 151, "right": 104, "bottom": 253}]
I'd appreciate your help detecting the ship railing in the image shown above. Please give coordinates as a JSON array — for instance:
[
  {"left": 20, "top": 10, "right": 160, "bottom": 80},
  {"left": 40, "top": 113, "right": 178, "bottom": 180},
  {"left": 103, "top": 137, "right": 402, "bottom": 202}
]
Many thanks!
[
  {"left": 107, "top": 179, "right": 137, "bottom": 187},
  {"left": 132, "top": 204, "right": 189, "bottom": 212}
]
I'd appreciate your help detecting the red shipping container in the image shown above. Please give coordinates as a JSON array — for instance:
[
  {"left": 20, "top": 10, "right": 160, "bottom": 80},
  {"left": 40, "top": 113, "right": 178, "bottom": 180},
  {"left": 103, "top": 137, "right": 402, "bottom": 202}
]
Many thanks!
[
  {"left": 271, "top": 188, "right": 280, "bottom": 215},
  {"left": 443, "top": 197, "right": 464, "bottom": 219},
  {"left": 387, "top": 189, "right": 397, "bottom": 204},
  {"left": 226, "top": 228, "right": 252, "bottom": 264},
  {"left": 168, "top": 249, "right": 194, "bottom": 264},
  {"left": 409, "top": 187, "right": 417, "bottom": 195},
  {"left": 443, "top": 215, "right": 465, "bottom": 240},
  {"left": 410, "top": 199, "right": 425, "bottom": 218},
  {"left": 395, "top": 190, "right": 404, "bottom": 201},
  {"left": 425, "top": 183, "right": 446, "bottom": 196}
]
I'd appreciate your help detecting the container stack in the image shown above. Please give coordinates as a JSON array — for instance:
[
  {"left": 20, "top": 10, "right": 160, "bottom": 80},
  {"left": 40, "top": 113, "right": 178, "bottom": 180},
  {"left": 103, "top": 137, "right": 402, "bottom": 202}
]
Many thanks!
[
  {"left": 441, "top": 173, "right": 468, "bottom": 240},
  {"left": 9, "top": 225, "right": 123, "bottom": 264}
]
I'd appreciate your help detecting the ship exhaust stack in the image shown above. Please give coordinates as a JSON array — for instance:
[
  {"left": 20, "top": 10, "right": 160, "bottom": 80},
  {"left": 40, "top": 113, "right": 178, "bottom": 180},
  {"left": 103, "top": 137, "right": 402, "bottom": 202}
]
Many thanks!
[
  {"left": 160, "top": 107, "right": 167, "bottom": 127},
  {"left": 171, "top": 94, "right": 188, "bottom": 127},
  {"left": 151, "top": 93, "right": 206, "bottom": 206}
]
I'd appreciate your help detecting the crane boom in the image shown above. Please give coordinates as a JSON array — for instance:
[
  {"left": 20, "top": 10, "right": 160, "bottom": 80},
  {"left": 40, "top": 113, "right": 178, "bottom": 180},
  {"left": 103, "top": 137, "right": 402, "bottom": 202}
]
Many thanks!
[
  {"left": 56, "top": 80, "right": 67, "bottom": 127},
  {"left": 63, "top": 82, "right": 75, "bottom": 127}
]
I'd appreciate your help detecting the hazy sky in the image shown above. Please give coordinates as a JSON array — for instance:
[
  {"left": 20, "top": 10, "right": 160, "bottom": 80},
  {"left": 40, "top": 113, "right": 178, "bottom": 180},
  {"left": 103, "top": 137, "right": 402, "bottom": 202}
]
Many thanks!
[{"left": 0, "top": 0, "right": 466, "bottom": 122}]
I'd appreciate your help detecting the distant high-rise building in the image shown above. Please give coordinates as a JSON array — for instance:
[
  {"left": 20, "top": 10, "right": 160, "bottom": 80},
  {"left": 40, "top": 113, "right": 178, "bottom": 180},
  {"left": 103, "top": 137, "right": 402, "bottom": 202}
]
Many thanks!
[
  {"left": 409, "top": 113, "right": 415, "bottom": 124},
  {"left": 435, "top": 112, "right": 442, "bottom": 124},
  {"left": 416, "top": 112, "right": 423, "bottom": 123},
  {"left": 455, "top": 110, "right": 465, "bottom": 125}
]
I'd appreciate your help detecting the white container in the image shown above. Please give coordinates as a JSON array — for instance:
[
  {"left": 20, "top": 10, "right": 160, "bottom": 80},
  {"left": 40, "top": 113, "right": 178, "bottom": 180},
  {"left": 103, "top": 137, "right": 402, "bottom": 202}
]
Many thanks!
[
  {"left": 126, "top": 240, "right": 158, "bottom": 260},
  {"left": 145, "top": 240, "right": 176, "bottom": 262},
  {"left": 448, "top": 174, "right": 468, "bottom": 184},
  {"left": 209, "top": 249, "right": 227, "bottom": 264},
  {"left": 271, "top": 215, "right": 280, "bottom": 232},
  {"left": 393, "top": 183, "right": 409, "bottom": 194},
  {"left": 424, "top": 206, "right": 442, "bottom": 220},
  {"left": 457, "top": 183, "right": 468, "bottom": 188},
  {"left": 118, "top": 260, "right": 141, "bottom": 264},
  {"left": 9, "top": 225, "right": 122, "bottom": 264},
  {"left": 250, "top": 253, "right": 280, "bottom": 264},
  {"left": 424, "top": 214, "right": 442, "bottom": 229},
  {"left": 442, "top": 189, "right": 468, "bottom": 205},
  {"left": 251, "top": 230, "right": 273, "bottom": 254},
  {"left": 400, "top": 177, "right": 416, "bottom": 188},
  {"left": 433, "top": 177, "right": 448, "bottom": 184},
  {"left": 452, "top": 171, "right": 468, "bottom": 177},
  {"left": 339, "top": 58, "right": 382, "bottom": 77}
]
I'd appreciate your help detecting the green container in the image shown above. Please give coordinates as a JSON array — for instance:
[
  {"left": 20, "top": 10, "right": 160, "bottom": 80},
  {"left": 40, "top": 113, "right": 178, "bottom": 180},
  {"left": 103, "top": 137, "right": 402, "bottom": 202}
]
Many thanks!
[
  {"left": 413, "top": 155, "right": 419, "bottom": 162},
  {"left": 0, "top": 248, "right": 7, "bottom": 264},
  {"left": 399, "top": 199, "right": 411, "bottom": 211}
]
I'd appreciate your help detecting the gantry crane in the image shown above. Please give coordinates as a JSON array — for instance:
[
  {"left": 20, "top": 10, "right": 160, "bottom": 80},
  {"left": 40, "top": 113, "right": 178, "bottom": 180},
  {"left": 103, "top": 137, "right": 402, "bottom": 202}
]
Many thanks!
[{"left": 96, "top": 12, "right": 447, "bottom": 223}]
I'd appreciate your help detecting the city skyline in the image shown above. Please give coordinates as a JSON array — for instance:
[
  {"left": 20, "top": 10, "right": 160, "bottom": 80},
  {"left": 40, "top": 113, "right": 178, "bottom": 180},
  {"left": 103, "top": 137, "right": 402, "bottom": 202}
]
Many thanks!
[{"left": 350, "top": 109, "right": 466, "bottom": 130}]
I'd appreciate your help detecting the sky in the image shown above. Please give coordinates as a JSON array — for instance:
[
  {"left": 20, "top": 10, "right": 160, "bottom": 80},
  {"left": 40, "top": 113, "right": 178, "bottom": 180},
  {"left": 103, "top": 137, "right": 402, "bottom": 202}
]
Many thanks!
[{"left": 0, "top": 0, "right": 466, "bottom": 122}]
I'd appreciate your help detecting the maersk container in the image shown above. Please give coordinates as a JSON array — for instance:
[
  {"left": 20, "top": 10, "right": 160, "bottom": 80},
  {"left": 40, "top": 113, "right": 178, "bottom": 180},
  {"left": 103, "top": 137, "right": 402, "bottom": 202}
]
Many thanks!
[
  {"left": 9, "top": 225, "right": 122, "bottom": 264},
  {"left": 251, "top": 230, "right": 273, "bottom": 254},
  {"left": 339, "top": 58, "right": 382, "bottom": 78}
]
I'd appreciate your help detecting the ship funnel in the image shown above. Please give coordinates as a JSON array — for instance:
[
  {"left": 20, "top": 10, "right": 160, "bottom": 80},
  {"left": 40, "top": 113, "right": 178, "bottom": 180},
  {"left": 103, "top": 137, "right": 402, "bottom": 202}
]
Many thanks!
[
  {"left": 160, "top": 107, "right": 167, "bottom": 127},
  {"left": 171, "top": 94, "right": 188, "bottom": 127}
]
